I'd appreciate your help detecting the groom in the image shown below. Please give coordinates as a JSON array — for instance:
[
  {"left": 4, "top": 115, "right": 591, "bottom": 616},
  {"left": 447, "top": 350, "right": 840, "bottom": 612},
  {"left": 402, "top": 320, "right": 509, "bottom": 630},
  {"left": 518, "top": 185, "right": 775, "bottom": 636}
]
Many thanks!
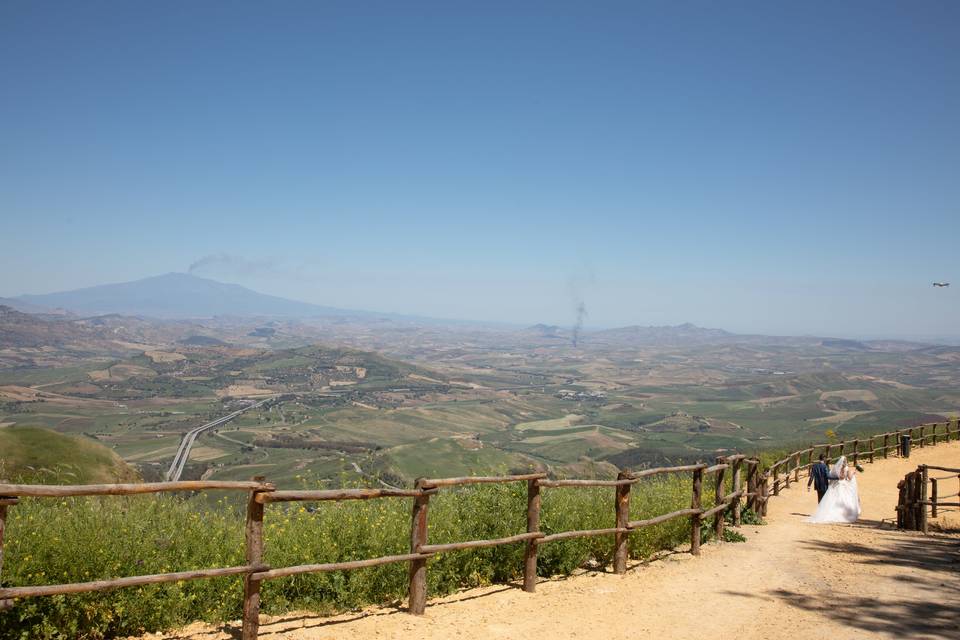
[{"left": 807, "top": 454, "right": 832, "bottom": 503}]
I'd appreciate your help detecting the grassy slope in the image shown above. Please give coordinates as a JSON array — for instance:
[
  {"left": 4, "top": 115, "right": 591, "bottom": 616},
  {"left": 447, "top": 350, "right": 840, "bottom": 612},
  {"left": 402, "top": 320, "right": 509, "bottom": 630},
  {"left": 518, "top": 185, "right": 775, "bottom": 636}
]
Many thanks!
[{"left": 0, "top": 426, "right": 140, "bottom": 484}]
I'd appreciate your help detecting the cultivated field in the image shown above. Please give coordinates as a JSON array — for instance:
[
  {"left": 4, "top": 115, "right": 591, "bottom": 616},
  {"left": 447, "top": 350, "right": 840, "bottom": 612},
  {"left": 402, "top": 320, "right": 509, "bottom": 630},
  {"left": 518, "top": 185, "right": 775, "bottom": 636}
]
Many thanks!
[{"left": 2, "top": 307, "right": 959, "bottom": 487}]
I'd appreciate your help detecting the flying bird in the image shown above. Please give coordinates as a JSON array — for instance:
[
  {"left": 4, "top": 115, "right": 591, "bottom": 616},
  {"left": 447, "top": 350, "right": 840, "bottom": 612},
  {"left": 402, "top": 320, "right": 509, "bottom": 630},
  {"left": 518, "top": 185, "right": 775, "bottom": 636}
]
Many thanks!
[{"left": 932, "top": 282, "right": 950, "bottom": 287}]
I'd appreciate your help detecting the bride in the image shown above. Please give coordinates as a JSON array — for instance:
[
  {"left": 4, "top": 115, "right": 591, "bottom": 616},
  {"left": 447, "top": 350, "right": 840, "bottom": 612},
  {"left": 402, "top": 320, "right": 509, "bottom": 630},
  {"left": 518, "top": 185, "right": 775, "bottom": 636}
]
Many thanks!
[{"left": 807, "top": 456, "right": 861, "bottom": 523}]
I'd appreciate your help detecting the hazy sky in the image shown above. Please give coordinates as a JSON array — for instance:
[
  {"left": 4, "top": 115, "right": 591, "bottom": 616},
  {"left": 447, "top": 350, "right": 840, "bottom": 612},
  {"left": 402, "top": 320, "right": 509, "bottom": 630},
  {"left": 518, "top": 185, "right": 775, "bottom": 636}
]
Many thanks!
[{"left": 2, "top": 1, "right": 958, "bottom": 338}]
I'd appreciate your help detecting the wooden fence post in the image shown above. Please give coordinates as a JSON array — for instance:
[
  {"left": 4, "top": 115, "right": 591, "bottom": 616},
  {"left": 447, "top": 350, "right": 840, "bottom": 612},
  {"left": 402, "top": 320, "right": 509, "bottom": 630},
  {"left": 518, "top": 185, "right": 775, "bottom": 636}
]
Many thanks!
[
  {"left": 0, "top": 497, "right": 13, "bottom": 612},
  {"left": 714, "top": 460, "right": 726, "bottom": 541},
  {"left": 523, "top": 478, "right": 540, "bottom": 592},
  {"left": 746, "top": 462, "right": 756, "bottom": 514},
  {"left": 0, "top": 498, "right": 15, "bottom": 580},
  {"left": 613, "top": 472, "right": 631, "bottom": 574},
  {"left": 919, "top": 466, "right": 928, "bottom": 534},
  {"left": 753, "top": 462, "right": 762, "bottom": 514},
  {"left": 773, "top": 466, "right": 780, "bottom": 496},
  {"left": 851, "top": 439, "right": 859, "bottom": 466},
  {"left": 919, "top": 426, "right": 925, "bottom": 448},
  {"left": 868, "top": 436, "right": 874, "bottom": 463},
  {"left": 732, "top": 458, "right": 742, "bottom": 526},
  {"left": 911, "top": 471, "right": 920, "bottom": 530},
  {"left": 760, "top": 473, "right": 769, "bottom": 517},
  {"left": 914, "top": 471, "right": 923, "bottom": 530},
  {"left": 883, "top": 433, "right": 889, "bottom": 459},
  {"left": 930, "top": 478, "right": 938, "bottom": 519},
  {"left": 690, "top": 467, "right": 703, "bottom": 555},
  {"left": 408, "top": 479, "right": 431, "bottom": 615},
  {"left": 0, "top": 501, "right": 10, "bottom": 579},
  {"left": 241, "top": 478, "right": 267, "bottom": 640},
  {"left": 903, "top": 471, "right": 916, "bottom": 531},
  {"left": 896, "top": 480, "right": 905, "bottom": 529}
]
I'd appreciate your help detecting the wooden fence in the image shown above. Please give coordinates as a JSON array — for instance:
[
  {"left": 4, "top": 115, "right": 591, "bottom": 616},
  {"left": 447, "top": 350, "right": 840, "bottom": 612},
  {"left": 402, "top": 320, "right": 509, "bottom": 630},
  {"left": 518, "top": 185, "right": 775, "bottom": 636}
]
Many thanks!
[
  {"left": 0, "top": 418, "right": 957, "bottom": 638},
  {"left": 764, "top": 421, "right": 959, "bottom": 499},
  {"left": 897, "top": 463, "right": 960, "bottom": 532}
]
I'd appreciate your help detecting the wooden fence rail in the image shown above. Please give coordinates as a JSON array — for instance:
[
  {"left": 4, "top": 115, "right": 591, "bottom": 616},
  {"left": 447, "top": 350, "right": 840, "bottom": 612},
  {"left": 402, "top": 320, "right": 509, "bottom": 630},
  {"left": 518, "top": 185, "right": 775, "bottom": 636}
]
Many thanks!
[{"left": 0, "top": 418, "right": 956, "bottom": 636}]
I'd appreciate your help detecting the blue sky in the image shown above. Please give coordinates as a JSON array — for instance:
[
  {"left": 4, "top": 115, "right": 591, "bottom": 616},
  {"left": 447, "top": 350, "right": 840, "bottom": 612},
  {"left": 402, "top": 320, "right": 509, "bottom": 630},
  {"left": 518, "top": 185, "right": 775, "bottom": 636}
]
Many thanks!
[{"left": 1, "top": 1, "right": 958, "bottom": 337}]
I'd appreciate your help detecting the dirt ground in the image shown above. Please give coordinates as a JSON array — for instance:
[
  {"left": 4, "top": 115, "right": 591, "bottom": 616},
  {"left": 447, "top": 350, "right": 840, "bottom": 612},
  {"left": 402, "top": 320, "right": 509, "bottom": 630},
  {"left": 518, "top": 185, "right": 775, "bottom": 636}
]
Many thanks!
[{"left": 145, "top": 442, "right": 960, "bottom": 640}]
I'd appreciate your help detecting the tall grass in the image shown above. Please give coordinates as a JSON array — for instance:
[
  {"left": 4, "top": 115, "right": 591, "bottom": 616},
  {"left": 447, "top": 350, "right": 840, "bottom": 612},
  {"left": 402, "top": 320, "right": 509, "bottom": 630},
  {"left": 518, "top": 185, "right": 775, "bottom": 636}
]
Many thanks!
[{"left": 0, "top": 474, "right": 724, "bottom": 639}]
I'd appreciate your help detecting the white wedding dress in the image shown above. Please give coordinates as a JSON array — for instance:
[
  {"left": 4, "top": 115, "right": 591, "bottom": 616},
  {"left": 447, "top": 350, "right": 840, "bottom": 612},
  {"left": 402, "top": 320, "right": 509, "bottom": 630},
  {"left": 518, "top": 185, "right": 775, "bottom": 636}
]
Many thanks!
[{"left": 807, "top": 457, "right": 861, "bottom": 524}]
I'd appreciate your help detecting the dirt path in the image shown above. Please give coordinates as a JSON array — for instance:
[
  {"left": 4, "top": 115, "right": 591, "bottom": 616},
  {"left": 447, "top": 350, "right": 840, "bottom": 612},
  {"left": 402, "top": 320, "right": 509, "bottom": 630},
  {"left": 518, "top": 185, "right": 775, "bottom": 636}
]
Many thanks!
[{"left": 149, "top": 443, "right": 960, "bottom": 640}]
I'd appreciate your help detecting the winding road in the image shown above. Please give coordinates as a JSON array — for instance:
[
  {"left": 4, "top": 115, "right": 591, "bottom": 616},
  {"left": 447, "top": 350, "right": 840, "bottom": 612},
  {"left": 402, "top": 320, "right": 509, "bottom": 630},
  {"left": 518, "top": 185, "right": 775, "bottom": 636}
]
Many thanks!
[{"left": 164, "top": 398, "right": 272, "bottom": 481}]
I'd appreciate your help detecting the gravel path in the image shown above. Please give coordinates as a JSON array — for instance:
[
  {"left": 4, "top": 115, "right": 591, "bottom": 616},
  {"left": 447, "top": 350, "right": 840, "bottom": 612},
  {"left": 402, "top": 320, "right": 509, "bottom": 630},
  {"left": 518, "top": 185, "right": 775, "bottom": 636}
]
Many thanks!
[{"left": 144, "top": 441, "right": 960, "bottom": 640}]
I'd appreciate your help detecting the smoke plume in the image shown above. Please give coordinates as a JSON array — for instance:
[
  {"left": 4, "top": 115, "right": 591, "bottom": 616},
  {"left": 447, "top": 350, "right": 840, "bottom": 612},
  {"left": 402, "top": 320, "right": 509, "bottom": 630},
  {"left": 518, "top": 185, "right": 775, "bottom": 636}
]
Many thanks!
[
  {"left": 188, "top": 254, "right": 279, "bottom": 278},
  {"left": 572, "top": 301, "right": 587, "bottom": 347}
]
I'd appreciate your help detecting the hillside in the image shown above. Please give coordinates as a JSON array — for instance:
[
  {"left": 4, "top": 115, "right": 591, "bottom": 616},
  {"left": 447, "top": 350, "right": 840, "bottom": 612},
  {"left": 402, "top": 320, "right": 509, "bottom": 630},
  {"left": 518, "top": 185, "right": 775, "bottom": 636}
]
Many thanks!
[
  {"left": 0, "top": 305, "right": 119, "bottom": 349},
  {"left": 0, "top": 426, "right": 140, "bottom": 483}
]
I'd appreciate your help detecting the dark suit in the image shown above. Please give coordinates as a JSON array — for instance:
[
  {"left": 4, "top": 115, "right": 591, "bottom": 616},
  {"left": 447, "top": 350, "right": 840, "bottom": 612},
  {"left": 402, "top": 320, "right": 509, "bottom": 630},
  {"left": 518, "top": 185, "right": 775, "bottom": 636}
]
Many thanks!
[{"left": 808, "top": 461, "right": 831, "bottom": 502}]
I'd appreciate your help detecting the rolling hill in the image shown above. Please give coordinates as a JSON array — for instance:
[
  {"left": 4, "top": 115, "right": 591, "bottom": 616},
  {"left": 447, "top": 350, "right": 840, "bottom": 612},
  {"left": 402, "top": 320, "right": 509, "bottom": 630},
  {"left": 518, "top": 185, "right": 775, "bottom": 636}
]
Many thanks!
[
  {"left": 0, "top": 426, "right": 140, "bottom": 483},
  {"left": 590, "top": 323, "right": 734, "bottom": 344}
]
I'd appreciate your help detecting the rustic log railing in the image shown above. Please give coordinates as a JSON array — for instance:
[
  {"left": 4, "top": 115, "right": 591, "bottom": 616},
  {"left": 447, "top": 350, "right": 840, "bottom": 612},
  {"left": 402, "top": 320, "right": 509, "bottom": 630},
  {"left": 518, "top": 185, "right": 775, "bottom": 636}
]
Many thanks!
[
  {"left": 897, "top": 463, "right": 960, "bottom": 533},
  {"left": 767, "top": 421, "right": 960, "bottom": 496},
  {"left": 0, "top": 418, "right": 956, "bottom": 637}
]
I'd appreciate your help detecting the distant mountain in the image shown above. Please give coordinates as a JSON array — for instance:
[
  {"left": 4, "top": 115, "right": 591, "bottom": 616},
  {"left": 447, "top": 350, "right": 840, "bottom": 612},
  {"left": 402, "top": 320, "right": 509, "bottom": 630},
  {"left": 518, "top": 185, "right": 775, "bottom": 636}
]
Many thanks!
[
  {"left": 591, "top": 323, "right": 734, "bottom": 344},
  {"left": 16, "top": 273, "right": 370, "bottom": 319}
]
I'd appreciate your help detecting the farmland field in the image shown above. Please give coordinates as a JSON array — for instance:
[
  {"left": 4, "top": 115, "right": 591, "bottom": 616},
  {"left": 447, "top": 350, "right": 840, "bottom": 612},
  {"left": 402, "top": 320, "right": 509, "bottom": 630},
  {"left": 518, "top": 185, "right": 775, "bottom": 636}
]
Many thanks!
[{"left": 2, "top": 311, "right": 959, "bottom": 487}]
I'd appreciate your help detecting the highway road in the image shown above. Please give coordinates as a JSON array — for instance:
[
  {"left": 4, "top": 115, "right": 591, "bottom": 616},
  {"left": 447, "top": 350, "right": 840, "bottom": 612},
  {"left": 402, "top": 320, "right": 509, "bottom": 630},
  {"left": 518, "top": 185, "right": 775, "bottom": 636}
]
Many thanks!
[{"left": 164, "top": 397, "right": 272, "bottom": 482}]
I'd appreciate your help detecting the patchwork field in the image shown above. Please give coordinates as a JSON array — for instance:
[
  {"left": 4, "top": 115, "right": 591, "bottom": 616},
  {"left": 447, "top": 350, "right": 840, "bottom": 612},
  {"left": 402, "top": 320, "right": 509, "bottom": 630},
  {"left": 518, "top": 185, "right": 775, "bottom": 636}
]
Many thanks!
[{"left": 2, "top": 310, "right": 959, "bottom": 487}]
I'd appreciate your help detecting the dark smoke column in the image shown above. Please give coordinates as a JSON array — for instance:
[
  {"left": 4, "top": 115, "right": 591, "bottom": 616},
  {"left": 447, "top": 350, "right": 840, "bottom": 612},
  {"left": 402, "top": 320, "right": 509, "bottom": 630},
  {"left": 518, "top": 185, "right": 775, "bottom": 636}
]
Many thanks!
[{"left": 572, "top": 302, "right": 587, "bottom": 347}]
